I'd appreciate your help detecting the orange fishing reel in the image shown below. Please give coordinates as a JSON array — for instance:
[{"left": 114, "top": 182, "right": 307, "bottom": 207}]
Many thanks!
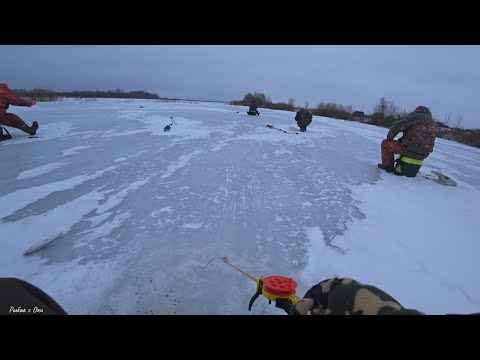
[
  {"left": 248, "top": 275, "right": 299, "bottom": 313},
  {"left": 216, "top": 257, "right": 300, "bottom": 314}
]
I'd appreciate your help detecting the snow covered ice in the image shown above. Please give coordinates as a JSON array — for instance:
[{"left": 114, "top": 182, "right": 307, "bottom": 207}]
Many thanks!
[{"left": 1, "top": 98, "right": 479, "bottom": 315}]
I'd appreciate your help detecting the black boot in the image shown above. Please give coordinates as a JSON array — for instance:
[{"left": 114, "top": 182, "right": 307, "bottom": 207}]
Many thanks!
[
  {"left": 1, "top": 126, "right": 12, "bottom": 142},
  {"left": 377, "top": 164, "right": 394, "bottom": 173},
  {"left": 21, "top": 121, "right": 39, "bottom": 136}
]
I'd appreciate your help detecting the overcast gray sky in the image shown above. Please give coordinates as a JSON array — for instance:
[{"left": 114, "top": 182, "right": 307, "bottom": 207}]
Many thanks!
[{"left": 1, "top": 45, "right": 479, "bottom": 128}]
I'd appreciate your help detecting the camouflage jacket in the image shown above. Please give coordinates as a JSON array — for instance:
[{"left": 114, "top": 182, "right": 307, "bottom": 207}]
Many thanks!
[
  {"left": 387, "top": 111, "right": 439, "bottom": 160},
  {"left": 295, "top": 109, "right": 313, "bottom": 128},
  {"left": 289, "top": 278, "right": 423, "bottom": 315}
]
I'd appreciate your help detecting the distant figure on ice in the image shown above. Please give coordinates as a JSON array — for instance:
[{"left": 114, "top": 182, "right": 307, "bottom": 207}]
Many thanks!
[
  {"left": 0, "top": 83, "right": 38, "bottom": 141},
  {"left": 378, "top": 106, "right": 438, "bottom": 177},
  {"left": 295, "top": 109, "right": 313, "bottom": 132},
  {"left": 247, "top": 99, "right": 260, "bottom": 116}
]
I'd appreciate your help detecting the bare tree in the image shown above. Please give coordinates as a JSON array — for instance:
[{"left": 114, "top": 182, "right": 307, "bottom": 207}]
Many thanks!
[
  {"left": 443, "top": 113, "right": 452, "bottom": 127},
  {"left": 313, "top": 102, "right": 352, "bottom": 120},
  {"left": 373, "top": 96, "right": 399, "bottom": 118},
  {"left": 288, "top": 98, "right": 295, "bottom": 107},
  {"left": 454, "top": 114, "right": 463, "bottom": 129},
  {"left": 386, "top": 102, "right": 399, "bottom": 118},
  {"left": 373, "top": 96, "right": 388, "bottom": 116},
  {"left": 397, "top": 109, "right": 408, "bottom": 119},
  {"left": 440, "top": 113, "right": 463, "bottom": 140},
  {"left": 305, "top": 101, "right": 309, "bottom": 110}
]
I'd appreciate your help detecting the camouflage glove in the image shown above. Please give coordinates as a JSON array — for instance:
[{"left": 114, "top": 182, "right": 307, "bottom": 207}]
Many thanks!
[{"left": 290, "top": 277, "right": 423, "bottom": 315}]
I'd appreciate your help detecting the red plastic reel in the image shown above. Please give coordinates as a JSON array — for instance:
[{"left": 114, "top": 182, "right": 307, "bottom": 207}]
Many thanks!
[{"left": 263, "top": 276, "right": 297, "bottom": 297}]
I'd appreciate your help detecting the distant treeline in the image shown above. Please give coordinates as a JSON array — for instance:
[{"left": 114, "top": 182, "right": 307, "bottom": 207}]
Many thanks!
[
  {"left": 231, "top": 92, "right": 480, "bottom": 149},
  {"left": 10, "top": 88, "right": 479, "bottom": 149},
  {"left": 12, "top": 88, "right": 160, "bottom": 101}
]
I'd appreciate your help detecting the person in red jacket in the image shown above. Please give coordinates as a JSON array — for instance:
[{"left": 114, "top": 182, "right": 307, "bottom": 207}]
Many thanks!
[{"left": 0, "top": 83, "right": 39, "bottom": 141}]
